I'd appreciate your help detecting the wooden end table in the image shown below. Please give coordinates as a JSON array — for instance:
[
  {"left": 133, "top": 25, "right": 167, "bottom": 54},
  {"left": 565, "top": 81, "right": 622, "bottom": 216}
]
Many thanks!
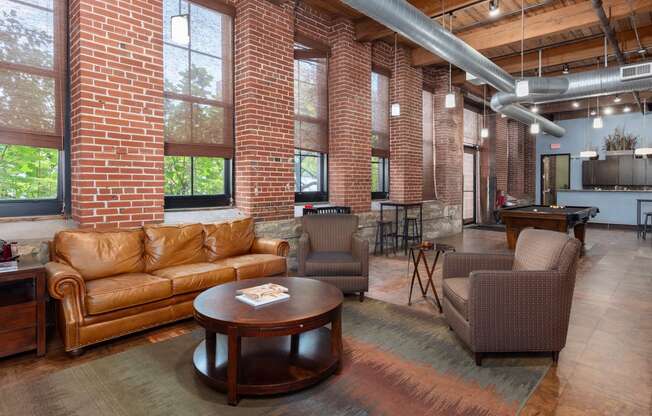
[
  {"left": 408, "top": 241, "right": 455, "bottom": 313},
  {"left": 0, "top": 255, "right": 47, "bottom": 358},
  {"left": 192, "top": 277, "right": 343, "bottom": 406}
]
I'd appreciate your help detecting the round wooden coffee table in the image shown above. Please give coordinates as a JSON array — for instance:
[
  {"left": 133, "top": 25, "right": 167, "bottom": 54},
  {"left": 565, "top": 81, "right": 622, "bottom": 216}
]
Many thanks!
[{"left": 192, "top": 277, "right": 343, "bottom": 406}]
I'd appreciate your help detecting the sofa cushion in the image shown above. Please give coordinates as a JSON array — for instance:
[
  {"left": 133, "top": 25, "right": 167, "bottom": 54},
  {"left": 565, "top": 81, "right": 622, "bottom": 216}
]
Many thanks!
[
  {"left": 442, "top": 277, "right": 469, "bottom": 320},
  {"left": 513, "top": 228, "right": 569, "bottom": 271},
  {"left": 152, "top": 263, "right": 236, "bottom": 295},
  {"left": 144, "top": 224, "right": 206, "bottom": 272},
  {"left": 85, "top": 273, "right": 172, "bottom": 315},
  {"left": 213, "top": 254, "right": 286, "bottom": 280},
  {"left": 204, "top": 217, "right": 255, "bottom": 262},
  {"left": 305, "top": 251, "right": 361, "bottom": 276},
  {"left": 54, "top": 229, "right": 145, "bottom": 281}
]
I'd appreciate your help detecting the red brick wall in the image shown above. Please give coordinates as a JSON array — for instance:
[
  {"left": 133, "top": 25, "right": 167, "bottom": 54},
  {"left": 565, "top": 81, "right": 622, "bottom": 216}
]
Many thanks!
[
  {"left": 233, "top": 0, "right": 295, "bottom": 221},
  {"left": 495, "top": 116, "right": 509, "bottom": 193},
  {"left": 69, "top": 0, "right": 164, "bottom": 228},
  {"left": 523, "top": 131, "right": 536, "bottom": 200},
  {"left": 328, "top": 19, "right": 372, "bottom": 213},
  {"left": 389, "top": 46, "right": 423, "bottom": 203}
]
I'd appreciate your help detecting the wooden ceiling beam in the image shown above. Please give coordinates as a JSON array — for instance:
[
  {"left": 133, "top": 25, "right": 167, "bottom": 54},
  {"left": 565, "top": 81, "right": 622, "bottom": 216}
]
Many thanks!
[
  {"left": 412, "top": 0, "right": 652, "bottom": 67},
  {"left": 354, "top": 0, "right": 480, "bottom": 42}
]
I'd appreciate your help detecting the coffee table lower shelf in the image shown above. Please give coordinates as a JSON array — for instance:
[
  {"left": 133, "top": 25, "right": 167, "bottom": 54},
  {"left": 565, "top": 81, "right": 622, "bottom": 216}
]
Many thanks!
[{"left": 193, "top": 327, "right": 339, "bottom": 402}]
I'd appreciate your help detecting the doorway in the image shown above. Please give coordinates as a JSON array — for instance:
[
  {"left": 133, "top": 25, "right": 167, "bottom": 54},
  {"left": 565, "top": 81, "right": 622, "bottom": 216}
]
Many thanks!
[
  {"left": 463, "top": 146, "right": 478, "bottom": 224},
  {"left": 540, "top": 153, "right": 570, "bottom": 206}
]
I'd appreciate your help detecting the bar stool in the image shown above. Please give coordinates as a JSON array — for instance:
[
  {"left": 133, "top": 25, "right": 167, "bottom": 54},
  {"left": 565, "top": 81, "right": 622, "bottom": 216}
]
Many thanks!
[
  {"left": 643, "top": 212, "right": 652, "bottom": 240},
  {"left": 374, "top": 220, "right": 396, "bottom": 256},
  {"left": 402, "top": 217, "right": 421, "bottom": 249}
]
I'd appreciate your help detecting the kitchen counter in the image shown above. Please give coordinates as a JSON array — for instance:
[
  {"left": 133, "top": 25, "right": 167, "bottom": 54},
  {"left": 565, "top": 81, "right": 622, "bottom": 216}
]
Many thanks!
[{"left": 556, "top": 189, "right": 652, "bottom": 225}]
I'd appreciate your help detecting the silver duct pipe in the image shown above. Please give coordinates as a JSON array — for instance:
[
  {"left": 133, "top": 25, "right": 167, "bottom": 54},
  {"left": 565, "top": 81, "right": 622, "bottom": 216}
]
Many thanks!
[{"left": 340, "top": 0, "right": 565, "bottom": 137}]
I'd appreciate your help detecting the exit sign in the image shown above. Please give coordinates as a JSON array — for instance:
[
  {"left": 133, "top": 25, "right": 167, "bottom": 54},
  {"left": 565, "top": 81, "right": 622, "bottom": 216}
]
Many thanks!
[{"left": 550, "top": 143, "right": 561, "bottom": 150}]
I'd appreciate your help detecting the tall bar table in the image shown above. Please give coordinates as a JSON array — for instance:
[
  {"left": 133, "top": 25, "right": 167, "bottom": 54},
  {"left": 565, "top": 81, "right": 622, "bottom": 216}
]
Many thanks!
[{"left": 380, "top": 202, "right": 423, "bottom": 254}]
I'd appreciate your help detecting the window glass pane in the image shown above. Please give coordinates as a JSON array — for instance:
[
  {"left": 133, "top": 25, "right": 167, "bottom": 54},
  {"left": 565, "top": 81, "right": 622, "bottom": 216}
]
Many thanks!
[
  {"left": 0, "top": 0, "right": 54, "bottom": 69},
  {"left": 193, "top": 157, "right": 224, "bottom": 195},
  {"left": 190, "top": 3, "right": 222, "bottom": 57},
  {"left": 0, "top": 144, "right": 58, "bottom": 200},
  {"left": 294, "top": 149, "right": 321, "bottom": 193},
  {"left": 0, "top": 68, "right": 55, "bottom": 133},
  {"left": 190, "top": 52, "right": 222, "bottom": 100},
  {"left": 371, "top": 158, "right": 379, "bottom": 193},
  {"left": 192, "top": 103, "right": 225, "bottom": 145},
  {"left": 164, "top": 98, "right": 191, "bottom": 143},
  {"left": 164, "top": 156, "right": 191, "bottom": 196},
  {"left": 371, "top": 72, "right": 389, "bottom": 140},
  {"left": 164, "top": 44, "right": 190, "bottom": 95},
  {"left": 163, "top": 0, "right": 189, "bottom": 46}
]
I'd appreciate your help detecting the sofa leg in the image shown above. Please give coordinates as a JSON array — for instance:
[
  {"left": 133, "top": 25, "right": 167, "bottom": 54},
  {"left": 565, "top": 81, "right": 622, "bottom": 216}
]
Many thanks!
[
  {"left": 474, "top": 352, "right": 483, "bottom": 366},
  {"left": 552, "top": 351, "right": 559, "bottom": 364},
  {"left": 68, "top": 348, "right": 85, "bottom": 357},
  {"left": 359, "top": 292, "right": 365, "bottom": 302}
]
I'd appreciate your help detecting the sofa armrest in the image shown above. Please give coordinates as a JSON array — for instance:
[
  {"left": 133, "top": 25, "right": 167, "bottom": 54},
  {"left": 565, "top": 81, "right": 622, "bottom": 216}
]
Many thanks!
[
  {"left": 251, "top": 237, "right": 290, "bottom": 257},
  {"left": 297, "top": 233, "right": 310, "bottom": 276},
  {"left": 442, "top": 252, "right": 513, "bottom": 279},
  {"left": 352, "top": 234, "right": 369, "bottom": 277},
  {"left": 46, "top": 262, "right": 86, "bottom": 301},
  {"left": 469, "top": 270, "right": 571, "bottom": 352}
]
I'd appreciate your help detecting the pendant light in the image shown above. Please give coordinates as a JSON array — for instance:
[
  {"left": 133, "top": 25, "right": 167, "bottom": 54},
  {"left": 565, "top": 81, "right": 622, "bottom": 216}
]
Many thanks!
[
  {"left": 480, "top": 85, "right": 489, "bottom": 138},
  {"left": 635, "top": 99, "right": 651, "bottom": 158},
  {"left": 390, "top": 33, "right": 400, "bottom": 117},
  {"left": 581, "top": 100, "right": 599, "bottom": 159},
  {"left": 171, "top": 0, "right": 189, "bottom": 45},
  {"left": 530, "top": 120, "right": 541, "bottom": 135},
  {"left": 593, "top": 40, "right": 608, "bottom": 129},
  {"left": 444, "top": 13, "right": 456, "bottom": 109}
]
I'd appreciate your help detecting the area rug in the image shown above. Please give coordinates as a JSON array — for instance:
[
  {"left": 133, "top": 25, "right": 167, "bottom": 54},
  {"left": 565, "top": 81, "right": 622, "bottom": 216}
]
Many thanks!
[{"left": 0, "top": 299, "right": 549, "bottom": 416}]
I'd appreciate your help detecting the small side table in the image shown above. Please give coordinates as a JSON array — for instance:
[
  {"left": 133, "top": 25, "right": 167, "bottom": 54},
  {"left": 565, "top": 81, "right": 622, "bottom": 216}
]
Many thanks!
[
  {"left": 0, "top": 256, "right": 47, "bottom": 358},
  {"left": 408, "top": 241, "right": 456, "bottom": 313}
]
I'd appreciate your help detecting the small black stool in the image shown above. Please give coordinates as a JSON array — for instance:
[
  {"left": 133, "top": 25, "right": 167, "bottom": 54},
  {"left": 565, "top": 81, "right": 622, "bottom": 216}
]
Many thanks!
[
  {"left": 402, "top": 217, "right": 421, "bottom": 250},
  {"left": 643, "top": 212, "right": 652, "bottom": 240},
  {"left": 374, "top": 220, "right": 396, "bottom": 255}
]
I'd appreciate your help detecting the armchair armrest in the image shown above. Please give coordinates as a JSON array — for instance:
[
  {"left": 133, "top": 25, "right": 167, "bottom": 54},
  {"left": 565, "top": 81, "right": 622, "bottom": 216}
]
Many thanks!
[
  {"left": 442, "top": 252, "right": 513, "bottom": 279},
  {"left": 352, "top": 234, "right": 369, "bottom": 277},
  {"left": 46, "top": 262, "right": 86, "bottom": 301},
  {"left": 469, "top": 269, "right": 572, "bottom": 352},
  {"left": 297, "top": 233, "right": 310, "bottom": 276},
  {"left": 251, "top": 237, "right": 290, "bottom": 257}
]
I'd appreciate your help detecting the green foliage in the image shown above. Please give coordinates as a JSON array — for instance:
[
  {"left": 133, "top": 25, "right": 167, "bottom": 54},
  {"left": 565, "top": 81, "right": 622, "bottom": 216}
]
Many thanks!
[
  {"left": 0, "top": 145, "right": 58, "bottom": 200},
  {"left": 164, "top": 156, "right": 224, "bottom": 196},
  {"left": 371, "top": 157, "right": 379, "bottom": 192},
  {"left": 602, "top": 127, "right": 639, "bottom": 151}
]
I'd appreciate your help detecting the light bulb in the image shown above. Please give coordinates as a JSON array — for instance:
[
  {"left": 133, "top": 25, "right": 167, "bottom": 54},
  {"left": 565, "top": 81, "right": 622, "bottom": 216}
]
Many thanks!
[
  {"left": 530, "top": 122, "right": 540, "bottom": 134},
  {"left": 489, "top": 0, "right": 500, "bottom": 16},
  {"left": 572, "top": 101, "right": 580, "bottom": 108},
  {"left": 623, "top": 106, "right": 631, "bottom": 113},
  {"left": 590, "top": 110, "right": 596, "bottom": 116},
  {"left": 613, "top": 95, "right": 621, "bottom": 103},
  {"left": 531, "top": 105, "right": 539, "bottom": 113},
  {"left": 593, "top": 116, "right": 603, "bottom": 129},
  {"left": 171, "top": 14, "right": 190, "bottom": 45},
  {"left": 480, "top": 127, "right": 489, "bottom": 138},
  {"left": 603, "top": 107, "right": 613, "bottom": 115},
  {"left": 445, "top": 93, "right": 456, "bottom": 109}
]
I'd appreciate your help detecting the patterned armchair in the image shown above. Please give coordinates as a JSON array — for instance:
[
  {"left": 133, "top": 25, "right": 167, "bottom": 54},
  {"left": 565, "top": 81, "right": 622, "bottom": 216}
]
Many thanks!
[
  {"left": 298, "top": 214, "right": 369, "bottom": 301},
  {"left": 442, "top": 228, "right": 581, "bottom": 366}
]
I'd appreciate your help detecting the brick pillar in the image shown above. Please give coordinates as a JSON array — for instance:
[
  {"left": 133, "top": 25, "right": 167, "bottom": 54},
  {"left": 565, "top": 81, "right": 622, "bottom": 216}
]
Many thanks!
[
  {"left": 431, "top": 69, "right": 463, "bottom": 206},
  {"left": 507, "top": 120, "right": 525, "bottom": 196},
  {"left": 389, "top": 46, "right": 423, "bottom": 203},
  {"left": 234, "top": 0, "right": 294, "bottom": 221},
  {"left": 69, "top": 0, "right": 165, "bottom": 228},
  {"left": 524, "top": 130, "right": 537, "bottom": 200},
  {"left": 495, "top": 116, "right": 509, "bottom": 193},
  {"left": 328, "top": 19, "right": 372, "bottom": 213}
]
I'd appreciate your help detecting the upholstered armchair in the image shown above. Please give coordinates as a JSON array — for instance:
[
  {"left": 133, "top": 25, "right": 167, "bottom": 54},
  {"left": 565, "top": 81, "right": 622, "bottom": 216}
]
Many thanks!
[
  {"left": 298, "top": 214, "right": 369, "bottom": 301},
  {"left": 442, "top": 228, "right": 581, "bottom": 366}
]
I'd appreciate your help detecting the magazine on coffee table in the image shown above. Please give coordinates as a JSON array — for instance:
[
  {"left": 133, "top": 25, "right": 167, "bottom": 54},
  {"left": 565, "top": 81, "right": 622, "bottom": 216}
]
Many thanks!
[{"left": 235, "top": 283, "right": 290, "bottom": 307}]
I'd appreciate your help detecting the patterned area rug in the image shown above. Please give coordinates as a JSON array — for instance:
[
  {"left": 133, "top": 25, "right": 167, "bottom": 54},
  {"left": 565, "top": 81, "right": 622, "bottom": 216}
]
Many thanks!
[{"left": 1, "top": 299, "right": 549, "bottom": 416}]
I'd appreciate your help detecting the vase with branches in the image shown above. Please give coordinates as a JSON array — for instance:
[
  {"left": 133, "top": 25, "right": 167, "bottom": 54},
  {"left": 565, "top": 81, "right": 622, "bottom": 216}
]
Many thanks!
[{"left": 602, "top": 127, "right": 639, "bottom": 152}]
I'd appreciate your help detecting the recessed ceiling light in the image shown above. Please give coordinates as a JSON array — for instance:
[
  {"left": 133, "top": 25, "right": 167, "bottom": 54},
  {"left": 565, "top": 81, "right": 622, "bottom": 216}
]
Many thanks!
[
  {"left": 562, "top": 64, "right": 570, "bottom": 75},
  {"left": 572, "top": 101, "right": 580, "bottom": 108},
  {"left": 613, "top": 95, "right": 622, "bottom": 103},
  {"left": 489, "top": 0, "right": 500, "bottom": 17},
  {"left": 623, "top": 106, "right": 631, "bottom": 113},
  {"left": 604, "top": 107, "right": 614, "bottom": 115}
]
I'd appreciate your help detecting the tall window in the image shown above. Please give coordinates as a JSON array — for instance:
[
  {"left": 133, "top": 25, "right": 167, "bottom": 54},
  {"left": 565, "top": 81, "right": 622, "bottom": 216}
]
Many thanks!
[
  {"left": 294, "top": 37, "right": 329, "bottom": 203},
  {"left": 163, "top": 0, "right": 233, "bottom": 208},
  {"left": 0, "top": 0, "right": 66, "bottom": 216},
  {"left": 422, "top": 89, "right": 435, "bottom": 200},
  {"left": 371, "top": 68, "right": 390, "bottom": 199}
]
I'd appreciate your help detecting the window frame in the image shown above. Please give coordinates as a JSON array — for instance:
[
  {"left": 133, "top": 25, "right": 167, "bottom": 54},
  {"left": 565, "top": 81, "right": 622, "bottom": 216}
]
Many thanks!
[
  {"left": 162, "top": 0, "right": 235, "bottom": 210},
  {"left": 294, "top": 149, "right": 328, "bottom": 203},
  {"left": 0, "top": 0, "right": 67, "bottom": 217},
  {"left": 371, "top": 156, "right": 389, "bottom": 200}
]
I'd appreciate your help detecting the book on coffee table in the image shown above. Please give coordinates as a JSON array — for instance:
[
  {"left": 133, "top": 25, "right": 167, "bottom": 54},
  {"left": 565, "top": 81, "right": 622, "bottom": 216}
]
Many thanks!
[{"left": 235, "top": 283, "right": 290, "bottom": 307}]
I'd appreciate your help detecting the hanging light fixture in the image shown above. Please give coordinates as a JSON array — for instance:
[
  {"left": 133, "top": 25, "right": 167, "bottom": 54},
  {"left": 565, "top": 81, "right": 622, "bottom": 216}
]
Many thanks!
[
  {"left": 613, "top": 95, "right": 622, "bottom": 103},
  {"left": 592, "top": 53, "right": 603, "bottom": 129},
  {"left": 635, "top": 99, "right": 651, "bottom": 158},
  {"left": 623, "top": 106, "right": 632, "bottom": 113},
  {"left": 170, "top": 0, "right": 189, "bottom": 45},
  {"left": 562, "top": 64, "right": 570, "bottom": 75},
  {"left": 390, "top": 33, "right": 401, "bottom": 117},
  {"left": 572, "top": 101, "right": 580, "bottom": 108},
  {"left": 480, "top": 85, "right": 489, "bottom": 138},
  {"left": 488, "top": 0, "right": 500, "bottom": 17},
  {"left": 444, "top": 13, "right": 456, "bottom": 109},
  {"left": 581, "top": 100, "right": 599, "bottom": 160}
]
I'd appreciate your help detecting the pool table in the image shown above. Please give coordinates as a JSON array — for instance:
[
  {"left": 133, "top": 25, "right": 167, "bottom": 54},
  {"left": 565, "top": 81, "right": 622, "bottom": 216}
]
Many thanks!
[{"left": 500, "top": 205, "right": 599, "bottom": 249}]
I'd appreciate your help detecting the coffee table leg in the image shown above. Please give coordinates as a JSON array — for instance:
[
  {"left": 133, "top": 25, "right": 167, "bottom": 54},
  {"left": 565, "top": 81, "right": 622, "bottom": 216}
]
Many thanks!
[
  {"left": 227, "top": 326, "right": 241, "bottom": 406},
  {"left": 290, "top": 333, "right": 300, "bottom": 356},
  {"left": 331, "top": 307, "right": 343, "bottom": 374},
  {"left": 205, "top": 329, "right": 216, "bottom": 370}
]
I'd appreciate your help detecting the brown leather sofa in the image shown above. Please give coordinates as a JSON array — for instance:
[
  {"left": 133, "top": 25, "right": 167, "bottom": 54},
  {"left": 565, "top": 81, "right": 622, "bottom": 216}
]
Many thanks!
[{"left": 46, "top": 218, "right": 289, "bottom": 354}]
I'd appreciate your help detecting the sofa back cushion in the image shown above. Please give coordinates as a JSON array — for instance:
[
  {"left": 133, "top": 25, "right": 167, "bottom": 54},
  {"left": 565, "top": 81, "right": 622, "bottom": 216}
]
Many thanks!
[
  {"left": 513, "top": 228, "right": 571, "bottom": 271},
  {"left": 54, "top": 229, "right": 145, "bottom": 280},
  {"left": 204, "top": 217, "right": 255, "bottom": 262},
  {"left": 302, "top": 214, "right": 358, "bottom": 252},
  {"left": 144, "top": 224, "right": 206, "bottom": 272}
]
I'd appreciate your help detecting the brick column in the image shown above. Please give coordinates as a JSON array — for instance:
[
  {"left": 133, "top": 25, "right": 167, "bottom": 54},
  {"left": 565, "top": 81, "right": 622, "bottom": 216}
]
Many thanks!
[
  {"left": 495, "top": 116, "right": 509, "bottom": 193},
  {"left": 328, "top": 19, "right": 372, "bottom": 213},
  {"left": 69, "top": 0, "right": 164, "bottom": 228},
  {"left": 234, "top": 0, "right": 294, "bottom": 221},
  {"left": 389, "top": 46, "right": 423, "bottom": 203},
  {"left": 524, "top": 130, "right": 537, "bottom": 200},
  {"left": 431, "top": 69, "right": 463, "bottom": 206}
]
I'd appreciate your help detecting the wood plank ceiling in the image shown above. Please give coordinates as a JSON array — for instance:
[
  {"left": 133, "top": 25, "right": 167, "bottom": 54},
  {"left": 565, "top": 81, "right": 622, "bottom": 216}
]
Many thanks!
[{"left": 302, "top": 0, "right": 652, "bottom": 115}]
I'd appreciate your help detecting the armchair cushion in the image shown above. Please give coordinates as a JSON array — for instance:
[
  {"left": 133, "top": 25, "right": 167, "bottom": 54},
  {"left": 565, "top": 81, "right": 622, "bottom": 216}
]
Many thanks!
[
  {"left": 152, "top": 263, "right": 235, "bottom": 295},
  {"left": 301, "top": 214, "right": 358, "bottom": 252},
  {"left": 204, "top": 217, "right": 255, "bottom": 261},
  {"left": 442, "top": 252, "right": 513, "bottom": 279},
  {"left": 85, "top": 273, "right": 172, "bottom": 315},
  {"left": 212, "top": 253, "right": 286, "bottom": 280},
  {"left": 513, "top": 228, "right": 569, "bottom": 271},
  {"left": 442, "top": 277, "right": 469, "bottom": 320},
  {"left": 305, "top": 251, "right": 361, "bottom": 276},
  {"left": 144, "top": 224, "right": 206, "bottom": 272}
]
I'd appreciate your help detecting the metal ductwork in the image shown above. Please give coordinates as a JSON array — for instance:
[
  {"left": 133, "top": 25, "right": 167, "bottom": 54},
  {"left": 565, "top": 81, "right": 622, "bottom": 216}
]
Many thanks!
[{"left": 340, "top": 0, "right": 566, "bottom": 137}]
